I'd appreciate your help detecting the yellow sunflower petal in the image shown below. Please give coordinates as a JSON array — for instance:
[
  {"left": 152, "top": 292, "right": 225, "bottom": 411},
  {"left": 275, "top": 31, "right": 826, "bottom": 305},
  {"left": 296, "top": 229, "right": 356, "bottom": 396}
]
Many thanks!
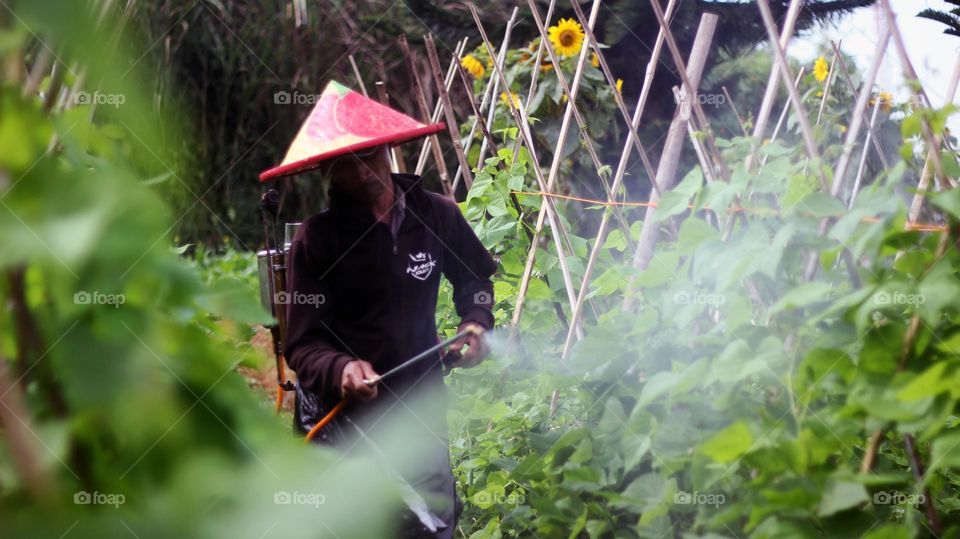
[
  {"left": 460, "top": 54, "right": 485, "bottom": 79},
  {"left": 548, "top": 18, "right": 585, "bottom": 58},
  {"left": 813, "top": 56, "right": 829, "bottom": 83}
]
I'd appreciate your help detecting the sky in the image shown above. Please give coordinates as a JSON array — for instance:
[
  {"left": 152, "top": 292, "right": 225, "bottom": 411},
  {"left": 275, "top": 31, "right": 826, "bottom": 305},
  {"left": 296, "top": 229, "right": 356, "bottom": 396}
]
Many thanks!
[{"left": 791, "top": 0, "right": 960, "bottom": 129}]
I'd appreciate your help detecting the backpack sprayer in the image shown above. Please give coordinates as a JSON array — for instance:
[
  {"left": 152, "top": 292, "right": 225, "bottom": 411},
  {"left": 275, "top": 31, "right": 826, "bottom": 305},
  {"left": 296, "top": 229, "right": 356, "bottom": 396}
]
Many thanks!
[{"left": 257, "top": 189, "right": 297, "bottom": 412}]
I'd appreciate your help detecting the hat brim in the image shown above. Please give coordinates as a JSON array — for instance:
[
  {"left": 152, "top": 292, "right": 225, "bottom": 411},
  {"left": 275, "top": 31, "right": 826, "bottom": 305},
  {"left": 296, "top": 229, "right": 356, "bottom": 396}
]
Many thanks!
[{"left": 259, "top": 122, "right": 445, "bottom": 182}]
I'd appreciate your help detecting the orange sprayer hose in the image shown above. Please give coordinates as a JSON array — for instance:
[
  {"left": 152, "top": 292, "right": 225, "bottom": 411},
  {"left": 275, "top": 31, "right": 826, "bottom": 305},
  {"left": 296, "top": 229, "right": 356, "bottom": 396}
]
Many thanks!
[
  {"left": 274, "top": 385, "right": 284, "bottom": 413},
  {"left": 304, "top": 399, "right": 347, "bottom": 443}
]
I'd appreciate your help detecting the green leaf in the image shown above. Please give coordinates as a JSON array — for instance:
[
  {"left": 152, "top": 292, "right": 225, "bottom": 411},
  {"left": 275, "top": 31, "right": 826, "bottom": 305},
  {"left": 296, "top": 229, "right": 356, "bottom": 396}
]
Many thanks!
[
  {"left": 603, "top": 229, "right": 626, "bottom": 251},
  {"left": 931, "top": 188, "right": 960, "bottom": 220},
  {"left": 770, "top": 281, "right": 834, "bottom": 314},
  {"left": 654, "top": 167, "right": 703, "bottom": 222},
  {"left": 676, "top": 217, "right": 717, "bottom": 255},
  {"left": 929, "top": 432, "right": 960, "bottom": 472},
  {"left": 816, "top": 479, "right": 868, "bottom": 516},
  {"left": 636, "top": 372, "right": 680, "bottom": 408},
  {"left": 901, "top": 113, "right": 921, "bottom": 138},
  {"left": 634, "top": 251, "right": 679, "bottom": 288},
  {"left": 797, "top": 192, "right": 845, "bottom": 219},
  {"left": 698, "top": 421, "right": 753, "bottom": 463},
  {"left": 897, "top": 361, "right": 953, "bottom": 401},
  {"left": 862, "top": 525, "right": 912, "bottom": 539},
  {"left": 783, "top": 173, "right": 818, "bottom": 210}
]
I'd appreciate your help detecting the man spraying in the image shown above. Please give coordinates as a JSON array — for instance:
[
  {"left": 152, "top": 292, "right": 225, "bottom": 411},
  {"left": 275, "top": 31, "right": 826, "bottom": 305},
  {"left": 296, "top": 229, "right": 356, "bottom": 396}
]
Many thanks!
[{"left": 260, "top": 80, "right": 495, "bottom": 537}]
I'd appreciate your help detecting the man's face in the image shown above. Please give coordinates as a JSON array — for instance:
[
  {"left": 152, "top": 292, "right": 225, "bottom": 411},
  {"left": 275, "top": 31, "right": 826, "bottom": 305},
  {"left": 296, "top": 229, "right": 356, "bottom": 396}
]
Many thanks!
[{"left": 325, "top": 146, "right": 392, "bottom": 202}]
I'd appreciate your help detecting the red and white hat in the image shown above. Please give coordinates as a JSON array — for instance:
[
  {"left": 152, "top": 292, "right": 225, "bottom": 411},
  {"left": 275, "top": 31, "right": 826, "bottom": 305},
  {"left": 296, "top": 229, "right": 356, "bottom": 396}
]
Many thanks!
[{"left": 259, "top": 80, "right": 445, "bottom": 181}]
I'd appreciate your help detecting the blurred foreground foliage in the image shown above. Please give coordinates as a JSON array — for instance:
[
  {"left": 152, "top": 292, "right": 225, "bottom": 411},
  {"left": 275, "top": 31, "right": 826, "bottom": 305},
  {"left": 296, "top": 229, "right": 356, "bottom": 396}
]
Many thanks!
[{"left": 0, "top": 2, "right": 410, "bottom": 538}]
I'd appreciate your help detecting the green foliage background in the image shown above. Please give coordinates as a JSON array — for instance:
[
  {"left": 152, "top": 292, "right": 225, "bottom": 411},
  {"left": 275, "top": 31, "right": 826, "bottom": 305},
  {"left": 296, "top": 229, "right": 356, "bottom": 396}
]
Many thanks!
[{"left": 3, "top": 1, "right": 960, "bottom": 539}]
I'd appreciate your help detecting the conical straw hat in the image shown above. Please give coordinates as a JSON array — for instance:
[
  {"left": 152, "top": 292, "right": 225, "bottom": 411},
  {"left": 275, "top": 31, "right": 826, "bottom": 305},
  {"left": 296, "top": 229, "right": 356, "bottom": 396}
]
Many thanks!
[{"left": 259, "top": 80, "right": 444, "bottom": 181}]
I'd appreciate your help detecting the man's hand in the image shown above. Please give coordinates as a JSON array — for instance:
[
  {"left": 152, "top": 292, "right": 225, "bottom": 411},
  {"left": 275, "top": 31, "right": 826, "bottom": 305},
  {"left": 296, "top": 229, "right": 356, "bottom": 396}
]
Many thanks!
[
  {"left": 340, "top": 359, "right": 379, "bottom": 401},
  {"left": 448, "top": 322, "right": 489, "bottom": 369}
]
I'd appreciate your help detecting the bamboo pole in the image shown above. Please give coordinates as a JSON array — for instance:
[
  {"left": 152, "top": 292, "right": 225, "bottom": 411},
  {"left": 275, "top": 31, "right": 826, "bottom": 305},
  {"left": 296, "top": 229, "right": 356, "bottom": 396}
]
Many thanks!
[
  {"left": 457, "top": 8, "right": 519, "bottom": 188},
  {"left": 744, "top": 0, "right": 803, "bottom": 173},
  {"left": 647, "top": 0, "right": 727, "bottom": 182},
  {"left": 454, "top": 34, "right": 574, "bottom": 334},
  {"left": 800, "top": 19, "right": 890, "bottom": 281},
  {"left": 375, "top": 80, "right": 406, "bottom": 173},
  {"left": 400, "top": 35, "right": 454, "bottom": 198},
  {"left": 908, "top": 55, "right": 960, "bottom": 222},
  {"left": 879, "top": 0, "right": 950, "bottom": 191},
  {"left": 758, "top": 68, "right": 804, "bottom": 169},
  {"left": 348, "top": 54, "right": 368, "bottom": 97},
  {"left": 510, "top": 1, "right": 555, "bottom": 163},
  {"left": 827, "top": 31, "right": 889, "bottom": 199},
  {"left": 681, "top": 87, "right": 720, "bottom": 185},
  {"left": 424, "top": 34, "right": 474, "bottom": 192},
  {"left": 848, "top": 100, "right": 882, "bottom": 208},
  {"left": 526, "top": 0, "right": 616, "bottom": 199},
  {"left": 526, "top": 0, "right": 635, "bottom": 246},
  {"left": 470, "top": 3, "right": 582, "bottom": 319},
  {"left": 755, "top": 0, "right": 829, "bottom": 193},
  {"left": 413, "top": 38, "right": 467, "bottom": 178},
  {"left": 561, "top": 0, "right": 681, "bottom": 355},
  {"left": 568, "top": 0, "right": 660, "bottom": 196},
  {"left": 814, "top": 42, "right": 842, "bottom": 127},
  {"left": 456, "top": 61, "right": 499, "bottom": 161},
  {"left": 508, "top": 0, "right": 581, "bottom": 271},
  {"left": 721, "top": 86, "right": 748, "bottom": 137},
  {"left": 622, "top": 13, "right": 719, "bottom": 311},
  {"left": 0, "top": 359, "right": 54, "bottom": 502},
  {"left": 507, "top": 0, "right": 605, "bottom": 332},
  {"left": 829, "top": 44, "right": 890, "bottom": 171}
]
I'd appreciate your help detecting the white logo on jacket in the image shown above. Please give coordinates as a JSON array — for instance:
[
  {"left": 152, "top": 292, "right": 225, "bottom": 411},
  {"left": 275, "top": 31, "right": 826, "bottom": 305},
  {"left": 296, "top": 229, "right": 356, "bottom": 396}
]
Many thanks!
[{"left": 406, "top": 251, "right": 437, "bottom": 281}]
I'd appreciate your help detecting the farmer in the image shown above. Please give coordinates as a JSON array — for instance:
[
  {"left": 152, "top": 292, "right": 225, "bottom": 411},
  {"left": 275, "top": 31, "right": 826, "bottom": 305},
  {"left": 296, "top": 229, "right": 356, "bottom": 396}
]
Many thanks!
[{"left": 261, "top": 81, "right": 496, "bottom": 537}]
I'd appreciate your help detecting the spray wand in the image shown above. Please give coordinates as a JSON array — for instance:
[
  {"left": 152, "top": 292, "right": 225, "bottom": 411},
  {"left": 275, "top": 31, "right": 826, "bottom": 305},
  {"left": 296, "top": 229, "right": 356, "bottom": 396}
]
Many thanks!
[{"left": 304, "top": 326, "right": 483, "bottom": 442}]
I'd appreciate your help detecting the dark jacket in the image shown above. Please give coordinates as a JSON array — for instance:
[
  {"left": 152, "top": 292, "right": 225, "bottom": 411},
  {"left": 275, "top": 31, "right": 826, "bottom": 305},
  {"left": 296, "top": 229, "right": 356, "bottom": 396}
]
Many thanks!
[{"left": 283, "top": 173, "right": 496, "bottom": 421}]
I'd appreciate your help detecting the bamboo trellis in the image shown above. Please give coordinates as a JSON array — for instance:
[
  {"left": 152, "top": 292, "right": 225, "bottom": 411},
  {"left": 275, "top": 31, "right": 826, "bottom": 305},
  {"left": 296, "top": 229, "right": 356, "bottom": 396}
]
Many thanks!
[
  {"left": 357, "top": 2, "right": 956, "bottom": 466},
  {"left": 355, "top": 0, "right": 955, "bottom": 344}
]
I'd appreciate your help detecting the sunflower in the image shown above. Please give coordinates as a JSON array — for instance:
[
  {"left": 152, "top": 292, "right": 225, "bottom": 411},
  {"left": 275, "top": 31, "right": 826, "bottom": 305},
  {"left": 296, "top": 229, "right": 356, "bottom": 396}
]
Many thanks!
[
  {"left": 590, "top": 52, "right": 599, "bottom": 68},
  {"left": 548, "top": 18, "right": 585, "bottom": 57},
  {"left": 616, "top": 78, "right": 623, "bottom": 95},
  {"left": 813, "top": 56, "right": 829, "bottom": 83},
  {"left": 877, "top": 91, "right": 894, "bottom": 113},
  {"left": 500, "top": 91, "right": 521, "bottom": 109},
  {"left": 461, "top": 54, "right": 485, "bottom": 79}
]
